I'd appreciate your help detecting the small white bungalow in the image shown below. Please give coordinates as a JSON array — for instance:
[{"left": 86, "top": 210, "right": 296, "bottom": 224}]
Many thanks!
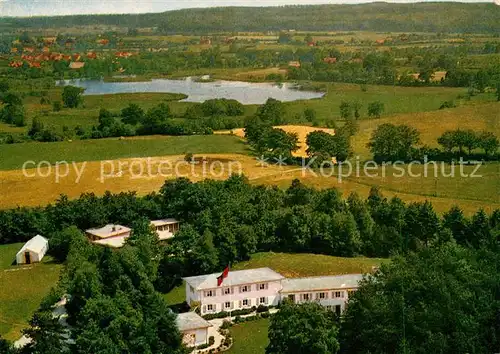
[
  {"left": 85, "top": 224, "right": 132, "bottom": 248},
  {"left": 176, "top": 312, "right": 212, "bottom": 347},
  {"left": 150, "top": 219, "right": 180, "bottom": 241},
  {"left": 16, "top": 235, "right": 49, "bottom": 265}
]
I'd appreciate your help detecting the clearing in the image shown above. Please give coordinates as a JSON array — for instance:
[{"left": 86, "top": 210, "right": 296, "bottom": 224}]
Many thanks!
[{"left": 0, "top": 243, "right": 62, "bottom": 341}]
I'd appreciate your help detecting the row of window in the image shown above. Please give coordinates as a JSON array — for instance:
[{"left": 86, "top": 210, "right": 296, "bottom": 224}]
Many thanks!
[
  {"left": 205, "top": 297, "right": 268, "bottom": 312},
  {"left": 204, "top": 283, "right": 269, "bottom": 297},
  {"left": 288, "top": 289, "right": 356, "bottom": 302}
]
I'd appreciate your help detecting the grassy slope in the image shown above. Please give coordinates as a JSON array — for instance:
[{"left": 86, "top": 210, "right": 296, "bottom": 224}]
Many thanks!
[
  {"left": 0, "top": 135, "right": 247, "bottom": 171},
  {"left": 227, "top": 318, "right": 270, "bottom": 354},
  {"left": 232, "top": 252, "right": 384, "bottom": 278},
  {"left": 0, "top": 243, "right": 62, "bottom": 341}
]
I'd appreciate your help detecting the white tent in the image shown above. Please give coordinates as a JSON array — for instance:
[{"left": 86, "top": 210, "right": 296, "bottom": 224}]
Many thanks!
[{"left": 16, "top": 235, "right": 49, "bottom": 265}]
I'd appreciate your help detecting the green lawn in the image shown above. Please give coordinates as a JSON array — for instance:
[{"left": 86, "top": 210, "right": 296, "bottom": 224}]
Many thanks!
[
  {"left": 0, "top": 243, "right": 62, "bottom": 341},
  {"left": 232, "top": 252, "right": 385, "bottom": 278},
  {"left": 227, "top": 318, "right": 270, "bottom": 354},
  {"left": 0, "top": 134, "right": 247, "bottom": 171},
  {"left": 162, "top": 281, "right": 186, "bottom": 306}
]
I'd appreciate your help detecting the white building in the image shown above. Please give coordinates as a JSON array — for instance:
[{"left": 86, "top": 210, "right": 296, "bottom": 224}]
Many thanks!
[
  {"left": 150, "top": 219, "right": 180, "bottom": 241},
  {"left": 85, "top": 224, "right": 132, "bottom": 248},
  {"left": 184, "top": 268, "right": 363, "bottom": 316},
  {"left": 280, "top": 274, "right": 363, "bottom": 314},
  {"left": 184, "top": 268, "right": 285, "bottom": 315},
  {"left": 16, "top": 235, "right": 49, "bottom": 265},
  {"left": 176, "top": 312, "right": 212, "bottom": 347}
]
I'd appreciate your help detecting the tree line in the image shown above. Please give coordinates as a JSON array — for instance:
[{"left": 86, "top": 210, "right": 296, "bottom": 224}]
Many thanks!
[{"left": 369, "top": 123, "right": 499, "bottom": 162}]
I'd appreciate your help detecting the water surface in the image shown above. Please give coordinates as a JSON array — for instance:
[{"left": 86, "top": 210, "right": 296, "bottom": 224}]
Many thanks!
[{"left": 57, "top": 77, "right": 324, "bottom": 104}]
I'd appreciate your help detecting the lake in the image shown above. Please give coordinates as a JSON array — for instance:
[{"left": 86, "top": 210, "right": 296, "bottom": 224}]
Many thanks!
[{"left": 56, "top": 77, "right": 324, "bottom": 104}]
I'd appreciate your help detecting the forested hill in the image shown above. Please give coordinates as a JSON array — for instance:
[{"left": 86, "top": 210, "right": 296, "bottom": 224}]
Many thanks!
[{"left": 3, "top": 2, "right": 500, "bottom": 34}]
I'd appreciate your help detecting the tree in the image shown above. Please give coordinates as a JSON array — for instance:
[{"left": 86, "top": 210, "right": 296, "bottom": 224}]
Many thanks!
[
  {"left": 266, "top": 301, "right": 340, "bottom": 354},
  {"left": 340, "top": 243, "right": 500, "bottom": 354},
  {"left": 21, "top": 310, "right": 69, "bottom": 354},
  {"left": 256, "top": 98, "right": 285, "bottom": 125},
  {"left": 367, "top": 101, "right": 385, "bottom": 118},
  {"left": 478, "top": 131, "right": 499, "bottom": 156},
  {"left": 98, "top": 108, "right": 114, "bottom": 129},
  {"left": 443, "top": 206, "right": 469, "bottom": 245},
  {"left": 28, "top": 117, "right": 44, "bottom": 137},
  {"left": 437, "top": 131, "right": 456, "bottom": 153},
  {"left": 121, "top": 103, "right": 144, "bottom": 125},
  {"left": 339, "top": 101, "right": 352, "bottom": 120},
  {"left": 403, "top": 201, "right": 441, "bottom": 249},
  {"left": 304, "top": 108, "right": 316, "bottom": 122},
  {"left": 462, "top": 129, "right": 479, "bottom": 155},
  {"left": 0, "top": 80, "right": 9, "bottom": 93},
  {"left": 62, "top": 85, "right": 84, "bottom": 108},
  {"left": 368, "top": 123, "right": 420, "bottom": 162},
  {"left": 49, "top": 226, "right": 86, "bottom": 262}
]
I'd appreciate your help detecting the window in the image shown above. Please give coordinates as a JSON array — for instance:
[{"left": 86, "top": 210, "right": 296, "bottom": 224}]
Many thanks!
[
  {"left": 347, "top": 290, "right": 356, "bottom": 297},
  {"left": 225, "top": 302, "right": 231, "bottom": 309},
  {"left": 259, "top": 283, "right": 266, "bottom": 290},
  {"left": 288, "top": 294, "right": 295, "bottom": 302},
  {"left": 224, "top": 287, "right": 232, "bottom": 295},
  {"left": 334, "top": 291, "right": 344, "bottom": 298},
  {"left": 240, "top": 285, "right": 250, "bottom": 293},
  {"left": 205, "top": 290, "right": 215, "bottom": 297},
  {"left": 303, "top": 293, "right": 310, "bottom": 301},
  {"left": 259, "top": 297, "right": 266, "bottom": 304},
  {"left": 242, "top": 299, "right": 250, "bottom": 307},
  {"left": 319, "top": 292, "right": 326, "bottom": 299},
  {"left": 207, "top": 304, "right": 214, "bottom": 311}
]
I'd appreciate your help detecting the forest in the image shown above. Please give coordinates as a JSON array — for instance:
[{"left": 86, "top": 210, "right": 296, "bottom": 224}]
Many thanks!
[{"left": 2, "top": 3, "right": 500, "bottom": 34}]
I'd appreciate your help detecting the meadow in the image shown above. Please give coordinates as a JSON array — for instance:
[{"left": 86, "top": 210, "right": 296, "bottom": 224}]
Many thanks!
[
  {"left": 0, "top": 243, "right": 62, "bottom": 341},
  {"left": 0, "top": 135, "right": 246, "bottom": 171},
  {"left": 227, "top": 318, "right": 270, "bottom": 354}
]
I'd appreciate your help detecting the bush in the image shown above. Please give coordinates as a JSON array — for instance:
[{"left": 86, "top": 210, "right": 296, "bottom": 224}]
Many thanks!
[
  {"left": 208, "top": 336, "right": 215, "bottom": 346},
  {"left": 260, "top": 311, "right": 271, "bottom": 318},
  {"left": 185, "top": 153, "right": 194, "bottom": 163},
  {"left": 220, "top": 320, "right": 232, "bottom": 329},
  {"left": 256, "top": 304, "right": 269, "bottom": 313},
  {"left": 439, "top": 100, "right": 456, "bottom": 109},
  {"left": 52, "top": 101, "right": 62, "bottom": 112},
  {"left": 202, "top": 311, "right": 230, "bottom": 320}
]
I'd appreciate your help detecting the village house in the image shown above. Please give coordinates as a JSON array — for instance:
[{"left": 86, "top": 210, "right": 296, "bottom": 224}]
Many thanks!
[
  {"left": 85, "top": 224, "right": 132, "bottom": 248},
  {"left": 323, "top": 57, "right": 337, "bottom": 64},
  {"left": 184, "top": 268, "right": 362, "bottom": 316},
  {"left": 176, "top": 312, "right": 212, "bottom": 347},
  {"left": 16, "top": 235, "right": 49, "bottom": 265},
  {"left": 150, "top": 219, "right": 180, "bottom": 241},
  {"left": 69, "top": 62, "right": 85, "bottom": 70}
]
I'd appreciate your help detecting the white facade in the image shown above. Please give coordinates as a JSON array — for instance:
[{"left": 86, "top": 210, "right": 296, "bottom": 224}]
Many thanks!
[
  {"left": 184, "top": 268, "right": 285, "bottom": 315},
  {"left": 16, "top": 235, "right": 49, "bottom": 265},
  {"left": 184, "top": 268, "right": 363, "bottom": 315}
]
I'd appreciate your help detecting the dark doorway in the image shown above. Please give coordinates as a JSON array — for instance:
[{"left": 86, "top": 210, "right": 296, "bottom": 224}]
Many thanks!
[{"left": 24, "top": 252, "right": 31, "bottom": 264}]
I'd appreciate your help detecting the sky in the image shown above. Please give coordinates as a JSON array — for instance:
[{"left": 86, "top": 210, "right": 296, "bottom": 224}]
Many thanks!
[{"left": 0, "top": 0, "right": 495, "bottom": 17}]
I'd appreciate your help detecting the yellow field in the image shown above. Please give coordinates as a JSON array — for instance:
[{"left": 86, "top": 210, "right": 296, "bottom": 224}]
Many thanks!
[
  {"left": 353, "top": 103, "right": 500, "bottom": 159},
  {"left": 1, "top": 153, "right": 498, "bottom": 215},
  {"left": 216, "top": 125, "right": 335, "bottom": 157}
]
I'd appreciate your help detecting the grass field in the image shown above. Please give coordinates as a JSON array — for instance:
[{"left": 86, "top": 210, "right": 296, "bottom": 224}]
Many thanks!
[
  {"left": 352, "top": 102, "right": 500, "bottom": 159},
  {"left": 0, "top": 243, "right": 62, "bottom": 341},
  {"left": 0, "top": 135, "right": 247, "bottom": 171},
  {"left": 232, "top": 252, "right": 385, "bottom": 278},
  {"left": 227, "top": 318, "right": 270, "bottom": 354}
]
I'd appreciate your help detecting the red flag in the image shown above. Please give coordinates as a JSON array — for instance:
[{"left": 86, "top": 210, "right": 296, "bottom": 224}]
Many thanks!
[{"left": 217, "top": 266, "right": 230, "bottom": 286}]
